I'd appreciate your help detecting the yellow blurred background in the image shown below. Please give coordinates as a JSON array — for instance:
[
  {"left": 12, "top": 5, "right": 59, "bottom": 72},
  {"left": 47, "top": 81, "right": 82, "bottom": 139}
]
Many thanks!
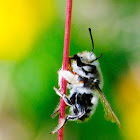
[{"left": 0, "top": 0, "right": 54, "bottom": 60}]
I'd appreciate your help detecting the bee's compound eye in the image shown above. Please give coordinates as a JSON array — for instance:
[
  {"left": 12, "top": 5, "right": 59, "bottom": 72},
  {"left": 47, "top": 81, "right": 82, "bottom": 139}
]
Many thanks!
[{"left": 80, "top": 57, "right": 84, "bottom": 61}]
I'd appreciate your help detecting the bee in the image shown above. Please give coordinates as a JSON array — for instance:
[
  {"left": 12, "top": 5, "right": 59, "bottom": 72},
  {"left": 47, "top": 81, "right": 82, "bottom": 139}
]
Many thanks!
[{"left": 51, "top": 28, "right": 121, "bottom": 134}]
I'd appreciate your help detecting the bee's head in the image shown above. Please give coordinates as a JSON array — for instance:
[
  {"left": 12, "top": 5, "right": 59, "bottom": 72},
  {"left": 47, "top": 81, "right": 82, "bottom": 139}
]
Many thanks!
[
  {"left": 77, "top": 51, "right": 96, "bottom": 64},
  {"left": 70, "top": 28, "right": 102, "bottom": 65}
]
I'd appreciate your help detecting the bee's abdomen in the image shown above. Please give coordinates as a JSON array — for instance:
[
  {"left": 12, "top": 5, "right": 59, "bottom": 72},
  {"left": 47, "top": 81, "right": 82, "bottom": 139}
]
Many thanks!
[
  {"left": 70, "top": 92, "right": 96, "bottom": 121},
  {"left": 79, "top": 114, "right": 90, "bottom": 121},
  {"left": 70, "top": 92, "right": 93, "bottom": 106}
]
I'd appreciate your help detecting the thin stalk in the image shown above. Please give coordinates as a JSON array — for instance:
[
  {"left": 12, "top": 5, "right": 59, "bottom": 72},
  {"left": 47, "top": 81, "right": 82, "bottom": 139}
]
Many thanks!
[{"left": 58, "top": 0, "right": 72, "bottom": 140}]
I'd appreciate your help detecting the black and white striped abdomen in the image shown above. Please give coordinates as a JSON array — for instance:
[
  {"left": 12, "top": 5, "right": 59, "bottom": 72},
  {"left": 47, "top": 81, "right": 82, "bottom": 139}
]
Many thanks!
[{"left": 69, "top": 89, "right": 98, "bottom": 121}]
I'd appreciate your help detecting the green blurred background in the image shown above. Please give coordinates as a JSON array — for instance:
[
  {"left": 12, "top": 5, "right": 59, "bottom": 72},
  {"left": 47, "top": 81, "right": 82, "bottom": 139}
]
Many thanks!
[{"left": 0, "top": 0, "right": 140, "bottom": 140}]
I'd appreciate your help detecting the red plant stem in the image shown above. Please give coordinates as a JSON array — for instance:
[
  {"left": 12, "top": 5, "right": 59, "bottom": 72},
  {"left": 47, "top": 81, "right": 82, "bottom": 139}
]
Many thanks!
[{"left": 58, "top": 0, "right": 72, "bottom": 140}]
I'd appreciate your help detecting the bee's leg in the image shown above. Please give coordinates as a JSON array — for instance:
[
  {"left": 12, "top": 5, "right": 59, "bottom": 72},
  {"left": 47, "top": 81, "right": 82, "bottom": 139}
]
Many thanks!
[
  {"left": 68, "top": 57, "right": 73, "bottom": 72},
  {"left": 58, "top": 69, "right": 83, "bottom": 85},
  {"left": 58, "top": 68, "right": 62, "bottom": 89},
  {"left": 53, "top": 87, "right": 72, "bottom": 106},
  {"left": 51, "top": 112, "right": 85, "bottom": 134},
  {"left": 58, "top": 68, "right": 77, "bottom": 89},
  {"left": 51, "top": 104, "right": 68, "bottom": 118},
  {"left": 51, "top": 105, "right": 60, "bottom": 118}
]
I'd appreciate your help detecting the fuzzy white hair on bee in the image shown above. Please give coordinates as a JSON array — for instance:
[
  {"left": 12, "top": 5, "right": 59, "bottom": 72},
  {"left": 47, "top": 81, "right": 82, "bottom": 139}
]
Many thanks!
[{"left": 51, "top": 28, "right": 121, "bottom": 134}]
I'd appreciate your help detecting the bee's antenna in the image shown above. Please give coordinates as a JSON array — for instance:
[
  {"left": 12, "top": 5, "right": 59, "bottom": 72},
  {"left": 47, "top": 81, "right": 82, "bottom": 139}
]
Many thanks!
[{"left": 88, "top": 28, "right": 94, "bottom": 53}]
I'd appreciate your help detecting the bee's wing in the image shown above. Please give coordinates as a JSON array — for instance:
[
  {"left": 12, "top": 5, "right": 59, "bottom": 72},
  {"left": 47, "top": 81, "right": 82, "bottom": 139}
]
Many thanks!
[{"left": 96, "top": 85, "right": 121, "bottom": 128}]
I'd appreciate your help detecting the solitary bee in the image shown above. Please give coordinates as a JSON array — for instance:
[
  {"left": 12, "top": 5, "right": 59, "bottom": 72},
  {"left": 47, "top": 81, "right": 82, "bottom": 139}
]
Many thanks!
[{"left": 51, "top": 28, "right": 121, "bottom": 134}]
